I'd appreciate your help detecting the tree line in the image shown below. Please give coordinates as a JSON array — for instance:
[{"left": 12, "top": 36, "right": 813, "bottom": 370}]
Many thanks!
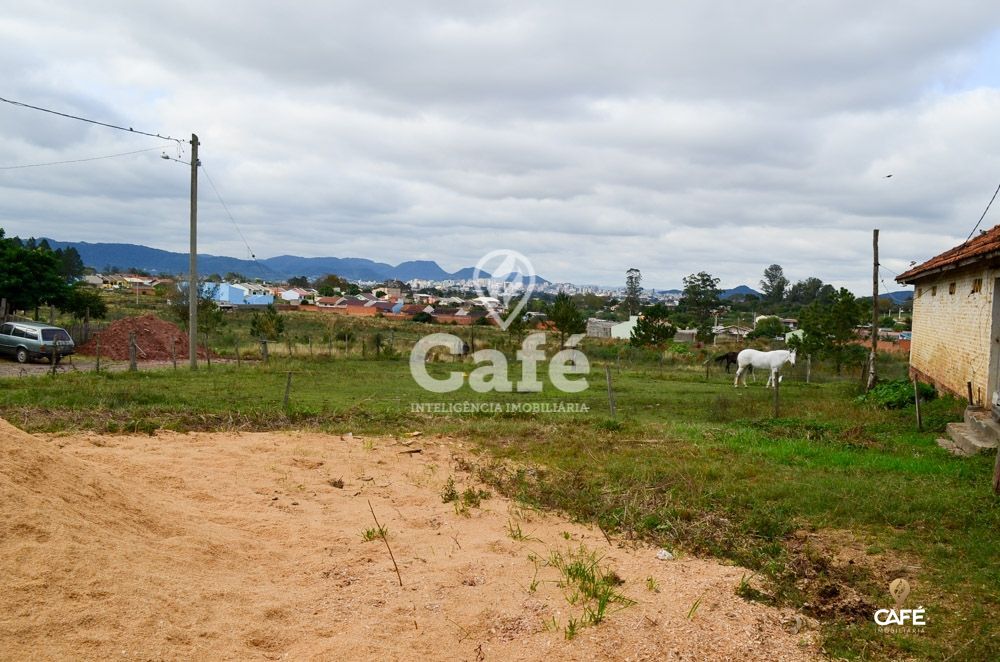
[{"left": 0, "top": 229, "right": 106, "bottom": 320}]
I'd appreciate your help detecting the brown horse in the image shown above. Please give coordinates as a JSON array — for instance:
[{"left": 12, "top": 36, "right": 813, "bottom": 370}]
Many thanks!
[{"left": 713, "top": 351, "right": 741, "bottom": 373}]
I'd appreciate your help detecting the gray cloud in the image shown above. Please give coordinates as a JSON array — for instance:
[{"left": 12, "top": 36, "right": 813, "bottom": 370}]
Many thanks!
[{"left": 2, "top": 2, "right": 1000, "bottom": 293}]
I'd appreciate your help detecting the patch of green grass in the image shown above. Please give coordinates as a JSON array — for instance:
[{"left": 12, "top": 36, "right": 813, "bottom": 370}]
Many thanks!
[
  {"left": 461, "top": 487, "right": 490, "bottom": 508},
  {"left": 506, "top": 520, "right": 539, "bottom": 542},
  {"left": 0, "top": 337, "right": 994, "bottom": 659},
  {"left": 361, "top": 525, "right": 388, "bottom": 542},
  {"left": 549, "top": 545, "right": 634, "bottom": 628},
  {"left": 441, "top": 476, "right": 458, "bottom": 503}
]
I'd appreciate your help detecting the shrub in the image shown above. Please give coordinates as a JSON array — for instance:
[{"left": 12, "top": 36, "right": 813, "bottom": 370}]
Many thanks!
[{"left": 861, "top": 379, "right": 935, "bottom": 409}]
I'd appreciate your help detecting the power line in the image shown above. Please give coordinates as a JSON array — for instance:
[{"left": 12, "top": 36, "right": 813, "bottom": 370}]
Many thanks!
[
  {"left": 200, "top": 164, "right": 277, "bottom": 279},
  {"left": 0, "top": 96, "right": 185, "bottom": 144},
  {"left": 0, "top": 145, "right": 164, "bottom": 170},
  {"left": 965, "top": 180, "right": 1000, "bottom": 241}
]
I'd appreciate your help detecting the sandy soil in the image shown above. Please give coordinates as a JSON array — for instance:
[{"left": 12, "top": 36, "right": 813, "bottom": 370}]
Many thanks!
[{"left": 1, "top": 420, "right": 818, "bottom": 661}]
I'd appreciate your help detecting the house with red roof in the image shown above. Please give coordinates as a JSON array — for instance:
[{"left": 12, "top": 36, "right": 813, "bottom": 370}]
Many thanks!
[{"left": 897, "top": 224, "right": 1000, "bottom": 411}]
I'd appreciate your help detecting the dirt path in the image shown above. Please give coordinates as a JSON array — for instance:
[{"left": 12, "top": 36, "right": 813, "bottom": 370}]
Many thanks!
[{"left": 1, "top": 421, "right": 818, "bottom": 660}]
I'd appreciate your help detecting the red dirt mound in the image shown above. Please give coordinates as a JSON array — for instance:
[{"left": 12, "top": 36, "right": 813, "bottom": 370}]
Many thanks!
[{"left": 78, "top": 314, "right": 210, "bottom": 360}]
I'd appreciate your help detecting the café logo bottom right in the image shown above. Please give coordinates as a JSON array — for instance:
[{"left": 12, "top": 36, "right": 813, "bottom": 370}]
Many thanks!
[{"left": 873, "top": 578, "right": 927, "bottom": 635}]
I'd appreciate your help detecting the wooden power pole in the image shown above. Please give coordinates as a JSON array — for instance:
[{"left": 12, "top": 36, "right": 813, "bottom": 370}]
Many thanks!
[
  {"left": 188, "top": 134, "right": 199, "bottom": 369},
  {"left": 867, "top": 228, "right": 879, "bottom": 391}
]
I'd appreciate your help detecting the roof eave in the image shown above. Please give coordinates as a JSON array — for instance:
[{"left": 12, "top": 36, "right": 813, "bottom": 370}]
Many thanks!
[{"left": 896, "top": 250, "right": 1000, "bottom": 284}]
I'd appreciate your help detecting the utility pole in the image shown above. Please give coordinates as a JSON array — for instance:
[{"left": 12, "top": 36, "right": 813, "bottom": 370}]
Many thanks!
[
  {"left": 867, "top": 228, "right": 879, "bottom": 391},
  {"left": 189, "top": 134, "right": 199, "bottom": 369}
]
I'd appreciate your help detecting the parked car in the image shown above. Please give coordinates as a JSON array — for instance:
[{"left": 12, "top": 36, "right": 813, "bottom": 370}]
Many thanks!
[
  {"left": 899, "top": 331, "right": 912, "bottom": 341},
  {"left": 0, "top": 321, "right": 75, "bottom": 363}
]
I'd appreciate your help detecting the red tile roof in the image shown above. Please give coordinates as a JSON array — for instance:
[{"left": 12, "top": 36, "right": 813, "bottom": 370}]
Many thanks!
[{"left": 896, "top": 224, "right": 1000, "bottom": 283}]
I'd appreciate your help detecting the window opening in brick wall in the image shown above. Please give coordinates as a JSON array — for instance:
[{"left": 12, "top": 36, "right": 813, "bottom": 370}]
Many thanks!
[
  {"left": 972, "top": 278, "right": 983, "bottom": 294},
  {"left": 931, "top": 285, "right": 937, "bottom": 296},
  {"left": 949, "top": 282, "right": 956, "bottom": 294}
]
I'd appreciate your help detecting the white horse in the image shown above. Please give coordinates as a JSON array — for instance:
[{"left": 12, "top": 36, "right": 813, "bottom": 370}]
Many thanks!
[{"left": 733, "top": 349, "right": 796, "bottom": 388}]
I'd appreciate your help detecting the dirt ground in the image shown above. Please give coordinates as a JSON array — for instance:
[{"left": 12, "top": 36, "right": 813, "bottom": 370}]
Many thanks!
[{"left": 1, "top": 419, "right": 818, "bottom": 661}]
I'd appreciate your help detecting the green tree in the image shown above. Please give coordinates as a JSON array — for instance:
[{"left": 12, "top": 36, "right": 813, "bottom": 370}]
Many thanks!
[
  {"left": 630, "top": 303, "right": 676, "bottom": 347},
  {"left": 794, "top": 287, "right": 865, "bottom": 374},
  {"left": 0, "top": 230, "right": 70, "bottom": 315},
  {"left": 313, "top": 274, "right": 351, "bottom": 294},
  {"left": 760, "top": 264, "right": 788, "bottom": 304},
  {"left": 168, "top": 282, "right": 227, "bottom": 335},
  {"left": 287, "top": 275, "right": 309, "bottom": 288},
  {"left": 225, "top": 272, "right": 249, "bottom": 282},
  {"left": 749, "top": 315, "right": 785, "bottom": 340},
  {"left": 623, "top": 268, "right": 642, "bottom": 315},
  {"left": 55, "top": 247, "right": 86, "bottom": 282},
  {"left": 61, "top": 283, "right": 108, "bottom": 320},
  {"left": 547, "top": 292, "right": 586, "bottom": 347},
  {"left": 249, "top": 304, "right": 285, "bottom": 340},
  {"left": 787, "top": 277, "right": 836, "bottom": 306},
  {"left": 681, "top": 271, "right": 721, "bottom": 342},
  {"left": 504, "top": 308, "right": 530, "bottom": 345}
]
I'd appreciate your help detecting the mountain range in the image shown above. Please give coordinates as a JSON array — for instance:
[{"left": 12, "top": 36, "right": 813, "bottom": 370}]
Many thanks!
[
  {"left": 43, "top": 240, "right": 881, "bottom": 299},
  {"left": 44, "top": 240, "right": 536, "bottom": 283}
]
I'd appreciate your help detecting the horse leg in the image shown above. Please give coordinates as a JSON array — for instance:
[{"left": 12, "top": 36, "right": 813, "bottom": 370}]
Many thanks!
[{"left": 733, "top": 366, "right": 743, "bottom": 387}]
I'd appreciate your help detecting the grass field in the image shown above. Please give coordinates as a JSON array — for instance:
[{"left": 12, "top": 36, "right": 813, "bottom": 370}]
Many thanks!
[{"left": 1, "top": 316, "right": 997, "bottom": 660}]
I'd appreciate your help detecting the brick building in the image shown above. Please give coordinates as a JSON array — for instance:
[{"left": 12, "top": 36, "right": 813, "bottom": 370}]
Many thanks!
[{"left": 896, "top": 225, "right": 1000, "bottom": 407}]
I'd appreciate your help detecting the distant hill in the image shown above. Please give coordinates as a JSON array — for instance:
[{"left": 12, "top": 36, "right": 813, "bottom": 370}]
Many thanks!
[
  {"left": 721, "top": 285, "right": 762, "bottom": 299},
  {"left": 43, "top": 239, "right": 553, "bottom": 284},
  {"left": 879, "top": 290, "right": 913, "bottom": 304}
]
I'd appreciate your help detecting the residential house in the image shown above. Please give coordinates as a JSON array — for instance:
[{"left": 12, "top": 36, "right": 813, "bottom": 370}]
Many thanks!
[
  {"left": 586, "top": 318, "right": 615, "bottom": 338},
  {"left": 210, "top": 282, "right": 275, "bottom": 307},
  {"left": 610, "top": 316, "right": 639, "bottom": 340},
  {"left": 896, "top": 224, "right": 1000, "bottom": 406},
  {"left": 713, "top": 324, "right": 752, "bottom": 341},
  {"left": 673, "top": 329, "right": 699, "bottom": 343}
]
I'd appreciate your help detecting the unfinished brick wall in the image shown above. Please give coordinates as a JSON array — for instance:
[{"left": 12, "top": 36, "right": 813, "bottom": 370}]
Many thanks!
[{"left": 909, "top": 266, "right": 995, "bottom": 403}]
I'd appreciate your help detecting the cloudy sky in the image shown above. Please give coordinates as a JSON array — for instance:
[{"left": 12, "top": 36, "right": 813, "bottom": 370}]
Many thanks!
[{"left": 2, "top": 1, "right": 1000, "bottom": 293}]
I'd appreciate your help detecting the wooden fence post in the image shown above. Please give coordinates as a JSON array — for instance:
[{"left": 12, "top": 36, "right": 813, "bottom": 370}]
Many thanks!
[
  {"left": 50, "top": 345, "right": 58, "bottom": 376},
  {"left": 234, "top": 341, "right": 241, "bottom": 367},
  {"left": 171, "top": 339, "right": 177, "bottom": 369},
  {"left": 260, "top": 338, "right": 269, "bottom": 364},
  {"left": 773, "top": 374, "right": 780, "bottom": 418},
  {"left": 992, "top": 448, "right": 1000, "bottom": 495},
  {"left": 914, "top": 378, "right": 923, "bottom": 431},
  {"left": 204, "top": 333, "right": 211, "bottom": 369},
  {"left": 806, "top": 354, "right": 812, "bottom": 384},
  {"left": 605, "top": 365, "right": 617, "bottom": 418},
  {"left": 128, "top": 332, "right": 137, "bottom": 372},
  {"left": 283, "top": 371, "right": 292, "bottom": 409},
  {"left": 95, "top": 337, "right": 101, "bottom": 372}
]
